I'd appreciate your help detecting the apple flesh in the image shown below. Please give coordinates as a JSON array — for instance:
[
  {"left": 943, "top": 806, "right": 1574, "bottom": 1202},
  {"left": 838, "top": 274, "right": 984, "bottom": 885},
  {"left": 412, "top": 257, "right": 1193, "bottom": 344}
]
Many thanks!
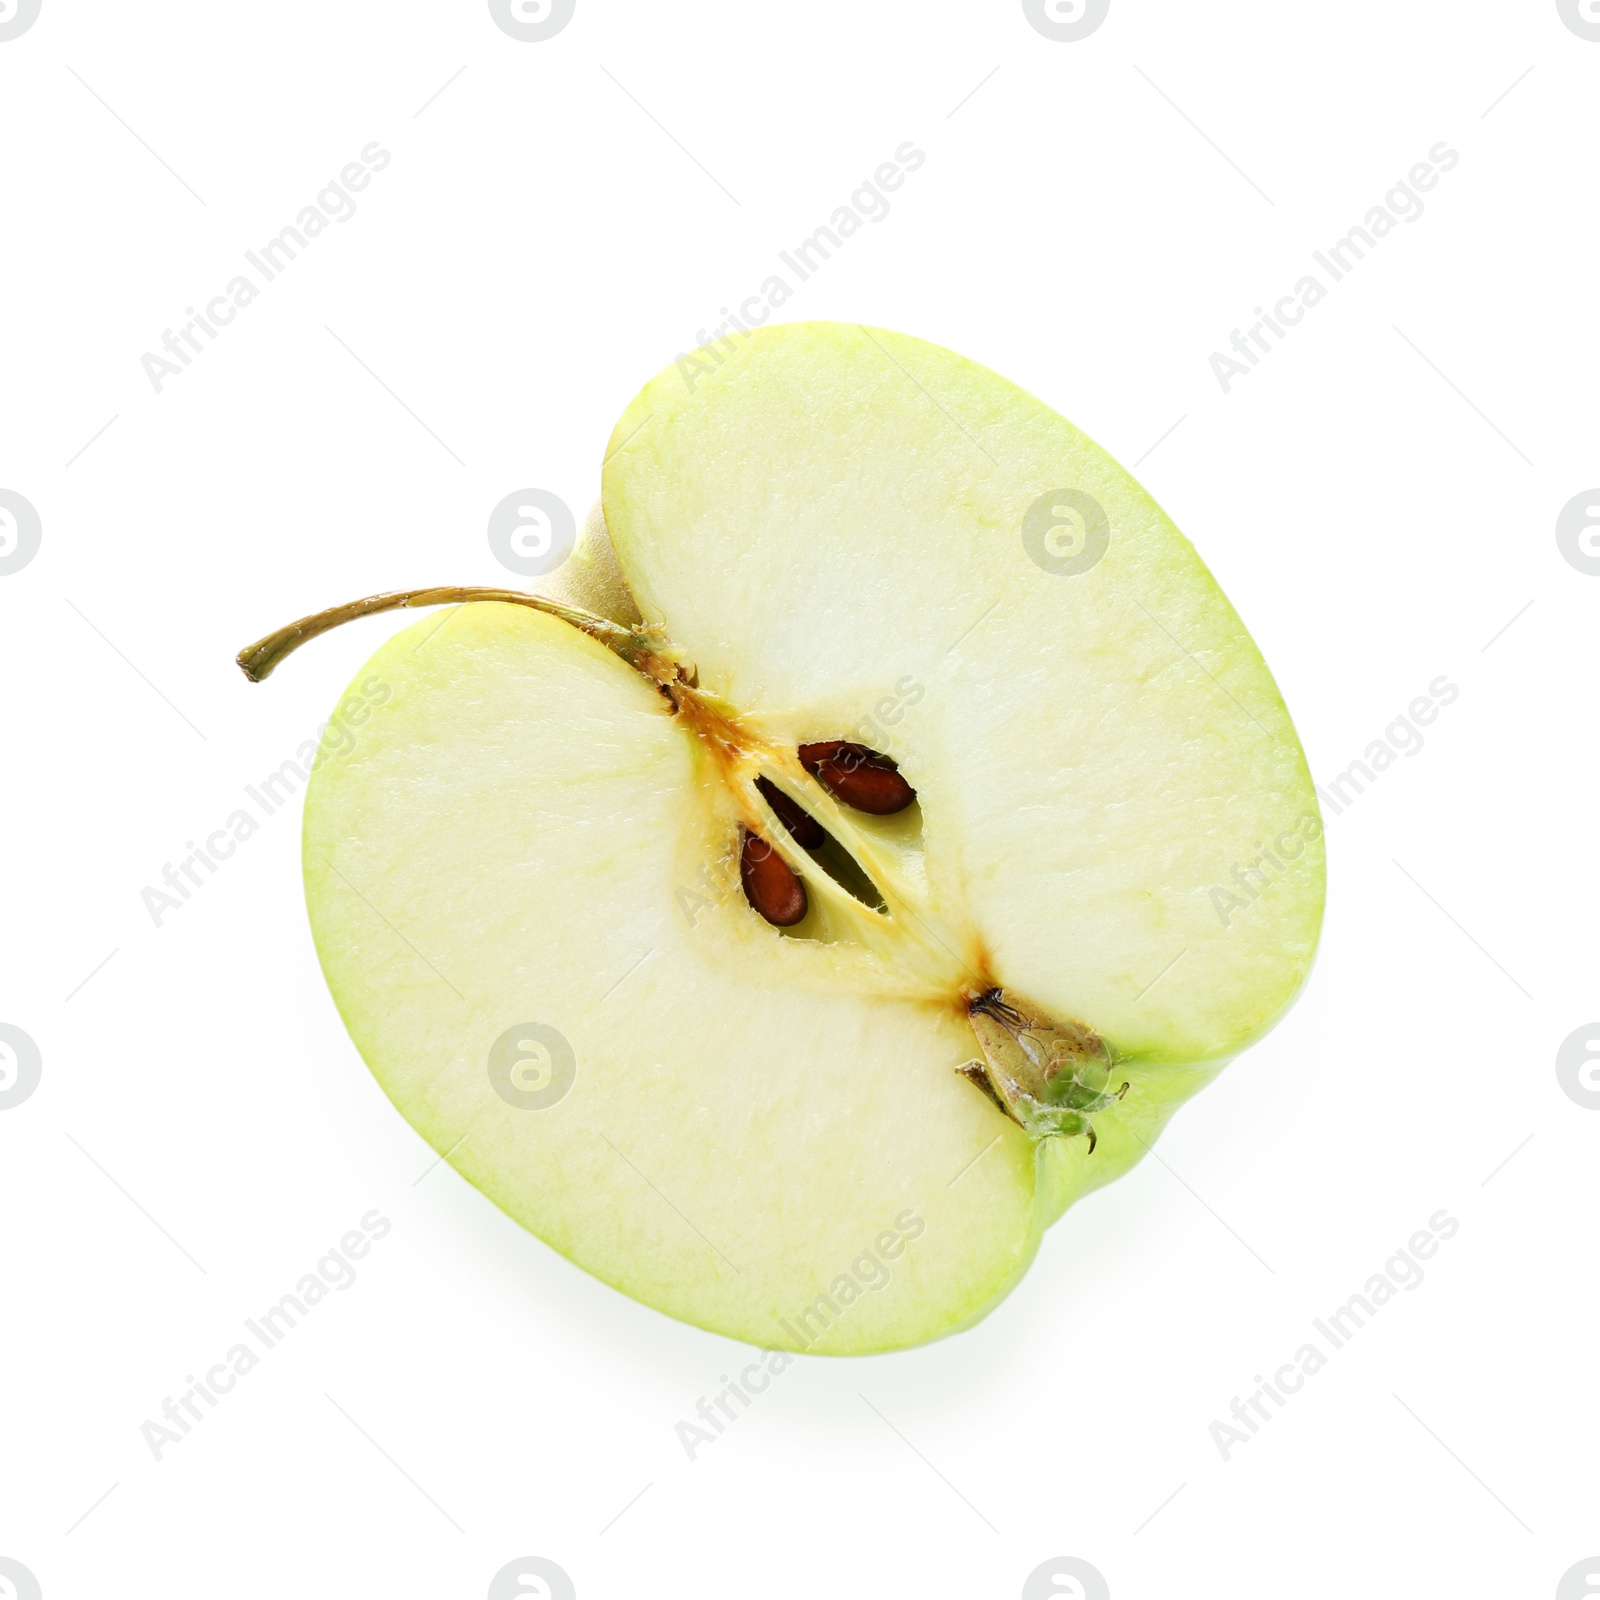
[{"left": 254, "top": 323, "right": 1323, "bottom": 1353}]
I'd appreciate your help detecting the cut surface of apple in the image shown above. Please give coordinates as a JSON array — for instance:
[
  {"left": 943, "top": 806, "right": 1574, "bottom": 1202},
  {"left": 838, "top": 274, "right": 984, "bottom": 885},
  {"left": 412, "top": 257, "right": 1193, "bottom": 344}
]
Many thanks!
[{"left": 281, "top": 322, "right": 1323, "bottom": 1354}]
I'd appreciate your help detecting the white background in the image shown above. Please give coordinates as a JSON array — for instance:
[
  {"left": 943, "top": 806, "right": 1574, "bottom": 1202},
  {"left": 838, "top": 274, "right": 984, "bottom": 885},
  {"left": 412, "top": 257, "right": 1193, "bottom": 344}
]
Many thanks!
[{"left": 1, "top": 2, "right": 1596, "bottom": 1597}]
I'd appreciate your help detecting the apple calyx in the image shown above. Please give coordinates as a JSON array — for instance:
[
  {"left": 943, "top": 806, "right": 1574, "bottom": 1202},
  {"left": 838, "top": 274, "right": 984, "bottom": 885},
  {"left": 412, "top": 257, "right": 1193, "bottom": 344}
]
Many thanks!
[{"left": 961, "top": 991, "right": 1128, "bottom": 1151}]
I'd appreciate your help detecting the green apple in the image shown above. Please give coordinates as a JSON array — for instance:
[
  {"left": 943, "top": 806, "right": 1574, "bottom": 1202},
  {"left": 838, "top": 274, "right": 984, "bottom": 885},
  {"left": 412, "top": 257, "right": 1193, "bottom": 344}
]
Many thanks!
[{"left": 240, "top": 323, "right": 1323, "bottom": 1354}]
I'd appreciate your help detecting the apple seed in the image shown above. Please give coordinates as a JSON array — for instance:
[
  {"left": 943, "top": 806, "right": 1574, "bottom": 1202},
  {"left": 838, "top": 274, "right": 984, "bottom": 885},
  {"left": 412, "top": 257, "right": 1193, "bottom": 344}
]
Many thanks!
[
  {"left": 797, "top": 741, "right": 915, "bottom": 815},
  {"left": 740, "top": 829, "right": 808, "bottom": 927}
]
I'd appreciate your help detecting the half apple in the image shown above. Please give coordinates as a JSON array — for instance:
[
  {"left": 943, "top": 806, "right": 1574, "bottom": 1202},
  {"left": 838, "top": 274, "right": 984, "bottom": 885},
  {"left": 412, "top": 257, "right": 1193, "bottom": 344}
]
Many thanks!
[{"left": 242, "top": 323, "right": 1323, "bottom": 1353}]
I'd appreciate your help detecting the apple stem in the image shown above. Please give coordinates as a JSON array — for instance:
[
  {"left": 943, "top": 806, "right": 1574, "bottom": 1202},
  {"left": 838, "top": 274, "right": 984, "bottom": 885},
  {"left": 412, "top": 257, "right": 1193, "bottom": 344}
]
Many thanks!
[{"left": 235, "top": 586, "right": 661, "bottom": 683}]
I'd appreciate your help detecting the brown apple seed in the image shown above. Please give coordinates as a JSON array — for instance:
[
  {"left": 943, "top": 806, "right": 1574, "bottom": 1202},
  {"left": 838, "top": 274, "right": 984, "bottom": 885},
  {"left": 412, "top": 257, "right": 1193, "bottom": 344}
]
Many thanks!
[
  {"left": 797, "top": 741, "right": 915, "bottom": 815},
  {"left": 740, "top": 829, "right": 808, "bottom": 926}
]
